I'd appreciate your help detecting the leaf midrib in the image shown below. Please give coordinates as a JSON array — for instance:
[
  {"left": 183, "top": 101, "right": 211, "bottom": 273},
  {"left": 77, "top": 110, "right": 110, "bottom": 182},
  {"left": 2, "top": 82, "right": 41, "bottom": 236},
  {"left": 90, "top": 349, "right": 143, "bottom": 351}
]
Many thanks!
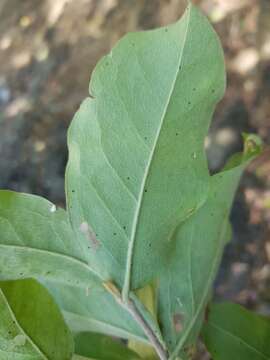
[{"left": 122, "top": 4, "right": 192, "bottom": 299}]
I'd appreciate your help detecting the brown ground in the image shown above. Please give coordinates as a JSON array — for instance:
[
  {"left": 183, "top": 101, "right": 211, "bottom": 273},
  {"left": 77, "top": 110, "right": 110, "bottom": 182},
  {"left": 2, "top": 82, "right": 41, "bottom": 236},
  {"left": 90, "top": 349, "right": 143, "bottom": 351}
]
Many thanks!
[{"left": 0, "top": 0, "right": 269, "bottom": 358}]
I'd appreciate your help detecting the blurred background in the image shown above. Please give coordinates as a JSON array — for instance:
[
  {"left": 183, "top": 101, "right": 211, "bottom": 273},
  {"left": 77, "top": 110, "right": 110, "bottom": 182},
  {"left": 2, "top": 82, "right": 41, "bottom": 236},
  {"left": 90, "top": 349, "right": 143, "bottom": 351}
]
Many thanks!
[{"left": 0, "top": 0, "right": 269, "bottom": 339}]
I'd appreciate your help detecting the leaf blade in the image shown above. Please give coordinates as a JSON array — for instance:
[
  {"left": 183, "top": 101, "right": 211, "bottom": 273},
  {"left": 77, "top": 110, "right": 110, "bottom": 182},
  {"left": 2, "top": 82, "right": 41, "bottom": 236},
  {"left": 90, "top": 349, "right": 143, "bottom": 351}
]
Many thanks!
[
  {"left": 0, "top": 279, "right": 74, "bottom": 360},
  {"left": 74, "top": 332, "right": 140, "bottom": 360},
  {"left": 66, "top": 3, "right": 225, "bottom": 293},
  {"left": 202, "top": 303, "right": 270, "bottom": 360}
]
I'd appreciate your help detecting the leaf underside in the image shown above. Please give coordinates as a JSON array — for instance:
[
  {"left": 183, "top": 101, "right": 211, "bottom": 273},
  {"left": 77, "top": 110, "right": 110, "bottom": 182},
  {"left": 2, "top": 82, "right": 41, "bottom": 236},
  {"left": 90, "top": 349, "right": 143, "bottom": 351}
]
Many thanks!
[{"left": 66, "top": 3, "right": 225, "bottom": 292}]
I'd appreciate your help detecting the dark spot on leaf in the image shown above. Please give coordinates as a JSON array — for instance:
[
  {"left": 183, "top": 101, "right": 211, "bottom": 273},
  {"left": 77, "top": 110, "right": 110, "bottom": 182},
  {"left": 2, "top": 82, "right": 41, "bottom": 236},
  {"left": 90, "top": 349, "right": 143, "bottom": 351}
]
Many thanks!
[
  {"left": 165, "top": 28, "right": 168, "bottom": 32},
  {"left": 113, "top": 232, "right": 117, "bottom": 236},
  {"left": 188, "top": 101, "right": 191, "bottom": 105},
  {"left": 176, "top": 132, "right": 179, "bottom": 136},
  {"left": 127, "top": 176, "right": 130, "bottom": 180},
  {"left": 71, "top": 189, "right": 75, "bottom": 193},
  {"left": 144, "top": 137, "right": 147, "bottom": 140},
  {"left": 204, "top": 305, "right": 210, "bottom": 322},
  {"left": 123, "top": 226, "right": 126, "bottom": 230},
  {"left": 144, "top": 189, "right": 147, "bottom": 193},
  {"left": 193, "top": 87, "right": 196, "bottom": 91},
  {"left": 212, "top": 89, "right": 215, "bottom": 93}
]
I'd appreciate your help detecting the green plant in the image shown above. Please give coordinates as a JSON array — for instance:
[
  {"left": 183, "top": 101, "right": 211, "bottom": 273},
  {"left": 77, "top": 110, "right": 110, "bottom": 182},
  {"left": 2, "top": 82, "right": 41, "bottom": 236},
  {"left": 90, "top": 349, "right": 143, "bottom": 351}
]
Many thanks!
[{"left": 0, "top": 3, "right": 268, "bottom": 360}]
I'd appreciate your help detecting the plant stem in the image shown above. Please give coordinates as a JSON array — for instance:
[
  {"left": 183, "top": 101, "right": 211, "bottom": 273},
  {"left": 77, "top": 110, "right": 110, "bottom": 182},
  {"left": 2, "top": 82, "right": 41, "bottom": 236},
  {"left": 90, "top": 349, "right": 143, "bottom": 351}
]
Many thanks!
[
  {"left": 103, "top": 281, "right": 168, "bottom": 360},
  {"left": 125, "top": 298, "right": 168, "bottom": 360}
]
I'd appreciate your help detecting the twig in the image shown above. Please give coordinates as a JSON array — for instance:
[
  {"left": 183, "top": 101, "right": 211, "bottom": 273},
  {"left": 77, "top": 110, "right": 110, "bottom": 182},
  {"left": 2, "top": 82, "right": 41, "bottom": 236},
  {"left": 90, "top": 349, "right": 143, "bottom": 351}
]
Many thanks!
[
  {"left": 125, "top": 298, "right": 168, "bottom": 360},
  {"left": 103, "top": 281, "right": 168, "bottom": 360}
]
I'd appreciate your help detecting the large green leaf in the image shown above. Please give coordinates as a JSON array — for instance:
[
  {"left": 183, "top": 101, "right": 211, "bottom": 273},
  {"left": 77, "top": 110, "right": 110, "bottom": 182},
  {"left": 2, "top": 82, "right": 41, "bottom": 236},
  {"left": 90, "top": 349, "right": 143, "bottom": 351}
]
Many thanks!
[
  {"left": 65, "top": 3, "right": 225, "bottom": 294},
  {"left": 0, "top": 191, "right": 146, "bottom": 344},
  {"left": 74, "top": 332, "right": 140, "bottom": 360},
  {"left": 0, "top": 278, "right": 73, "bottom": 360},
  {"left": 202, "top": 303, "right": 270, "bottom": 360}
]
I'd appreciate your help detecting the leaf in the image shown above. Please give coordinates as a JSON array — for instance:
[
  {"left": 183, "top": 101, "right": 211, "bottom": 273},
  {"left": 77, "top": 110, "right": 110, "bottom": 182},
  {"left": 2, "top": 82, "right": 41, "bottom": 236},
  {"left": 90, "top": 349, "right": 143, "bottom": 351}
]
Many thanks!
[
  {"left": 65, "top": 3, "right": 225, "bottom": 294},
  {"left": 158, "top": 140, "right": 259, "bottom": 358},
  {"left": 202, "top": 303, "right": 270, "bottom": 360},
  {"left": 0, "top": 191, "right": 146, "bottom": 344},
  {"left": 0, "top": 278, "right": 73, "bottom": 360},
  {"left": 43, "top": 282, "right": 146, "bottom": 344},
  {"left": 74, "top": 332, "right": 140, "bottom": 360},
  {"left": 159, "top": 135, "right": 262, "bottom": 357},
  {"left": 0, "top": 190, "right": 100, "bottom": 287}
]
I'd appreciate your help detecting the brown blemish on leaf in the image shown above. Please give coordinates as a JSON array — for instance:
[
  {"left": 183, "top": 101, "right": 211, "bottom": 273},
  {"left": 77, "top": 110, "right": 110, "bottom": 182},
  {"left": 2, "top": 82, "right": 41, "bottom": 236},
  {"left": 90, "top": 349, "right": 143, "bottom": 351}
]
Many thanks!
[
  {"left": 79, "top": 221, "right": 100, "bottom": 250},
  {"left": 103, "top": 280, "right": 121, "bottom": 301},
  {"left": 173, "top": 313, "right": 184, "bottom": 333}
]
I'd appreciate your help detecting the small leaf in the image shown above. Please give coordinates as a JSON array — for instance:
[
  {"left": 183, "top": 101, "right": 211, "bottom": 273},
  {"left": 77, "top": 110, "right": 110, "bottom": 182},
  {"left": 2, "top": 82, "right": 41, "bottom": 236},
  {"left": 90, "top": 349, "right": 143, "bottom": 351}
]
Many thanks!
[
  {"left": 158, "top": 135, "right": 261, "bottom": 357},
  {"left": 0, "top": 278, "right": 74, "bottom": 359},
  {"left": 74, "top": 332, "right": 140, "bottom": 360},
  {"left": 202, "top": 302, "right": 270, "bottom": 360}
]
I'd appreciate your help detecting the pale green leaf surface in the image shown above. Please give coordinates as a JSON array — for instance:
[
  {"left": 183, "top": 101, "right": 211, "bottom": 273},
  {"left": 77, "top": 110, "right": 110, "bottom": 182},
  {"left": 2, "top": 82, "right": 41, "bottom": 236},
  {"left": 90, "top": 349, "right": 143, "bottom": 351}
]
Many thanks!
[
  {"left": 159, "top": 164, "right": 244, "bottom": 357},
  {"left": 66, "top": 4, "right": 225, "bottom": 291},
  {"left": 158, "top": 140, "right": 260, "bottom": 359},
  {"left": 0, "top": 279, "right": 73, "bottom": 360},
  {"left": 0, "top": 190, "right": 99, "bottom": 287},
  {"left": 74, "top": 332, "right": 140, "bottom": 360},
  {"left": 202, "top": 303, "right": 270, "bottom": 360},
  {"left": 43, "top": 282, "right": 146, "bottom": 343},
  {"left": 0, "top": 191, "right": 146, "bottom": 343}
]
